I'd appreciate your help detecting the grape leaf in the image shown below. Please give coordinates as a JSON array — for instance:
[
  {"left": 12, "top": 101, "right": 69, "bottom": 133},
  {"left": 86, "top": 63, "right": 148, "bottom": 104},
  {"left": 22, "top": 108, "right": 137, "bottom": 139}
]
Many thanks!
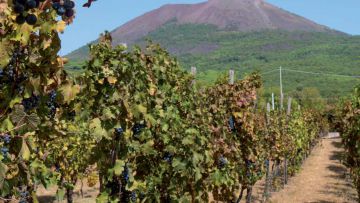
[
  {"left": 113, "top": 160, "right": 125, "bottom": 176},
  {"left": 19, "top": 139, "right": 30, "bottom": 161},
  {"left": 59, "top": 83, "right": 80, "bottom": 104}
]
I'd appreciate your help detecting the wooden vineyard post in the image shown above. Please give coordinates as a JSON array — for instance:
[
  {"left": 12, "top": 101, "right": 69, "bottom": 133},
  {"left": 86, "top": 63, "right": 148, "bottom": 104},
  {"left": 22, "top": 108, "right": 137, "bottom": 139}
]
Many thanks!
[
  {"left": 263, "top": 102, "right": 271, "bottom": 201},
  {"left": 287, "top": 97, "right": 292, "bottom": 116},
  {"left": 272, "top": 93, "right": 275, "bottom": 110},
  {"left": 280, "top": 66, "right": 284, "bottom": 110},
  {"left": 229, "top": 69, "right": 235, "bottom": 85},
  {"left": 246, "top": 187, "right": 253, "bottom": 203},
  {"left": 191, "top": 66, "right": 196, "bottom": 86},
  {"left": 284, "top": 97, "right": 292, "bottom": 185}
]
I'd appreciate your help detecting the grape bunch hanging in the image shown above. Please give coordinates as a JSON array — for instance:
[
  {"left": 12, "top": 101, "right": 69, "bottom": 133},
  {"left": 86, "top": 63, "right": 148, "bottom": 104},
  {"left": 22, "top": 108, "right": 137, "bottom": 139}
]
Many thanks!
[
  {"left": 52, "top": 0, "right": 75, "bottom": 18},
  {"left": 12, "top": 0, "right": 75, "bottom": 25}
]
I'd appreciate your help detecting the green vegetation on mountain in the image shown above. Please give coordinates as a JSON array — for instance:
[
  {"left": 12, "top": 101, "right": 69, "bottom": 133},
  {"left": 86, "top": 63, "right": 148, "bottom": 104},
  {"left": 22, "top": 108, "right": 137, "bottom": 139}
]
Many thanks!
[{"left": 66, "top": 23, "right": 360, "bottom": 102}]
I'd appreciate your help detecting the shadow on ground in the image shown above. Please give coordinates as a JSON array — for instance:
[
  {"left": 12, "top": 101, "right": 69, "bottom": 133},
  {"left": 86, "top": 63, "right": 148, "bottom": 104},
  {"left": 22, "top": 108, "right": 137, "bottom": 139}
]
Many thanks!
[
  {"left": 37, "top": 196, "right": 56, "bottom": 203},
  {"left": 316, "top": 139, "right": 358, "bottom": 203}
]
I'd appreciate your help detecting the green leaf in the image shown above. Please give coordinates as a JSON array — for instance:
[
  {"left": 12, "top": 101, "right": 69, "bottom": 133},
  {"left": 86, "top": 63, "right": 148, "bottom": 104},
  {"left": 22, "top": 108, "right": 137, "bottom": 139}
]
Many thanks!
[
  {"left": 192, "top": 152, "right": 203, "bottom": 165},
  {"left": 141, "top": 140, "right": 155, "bottom": 155},
  {"left": 172, "top": 158, "right": 187, "bottom": 171},
  {"left": 0, "top": 118, "right": 14, "bottom": 132},
  {"left": 0, "top": 162, "right": 8, "bottom": 189},
  {"left": 211, "top": 170, "right": 222, "bottom": 187},
  {"left": 182, "top": 135, "right": 194, "bottom": 145},
  {"left": 96, "top": 192, "right": 110, "bottom": 203},
  {"left": 144, "top": 114, "right": 156, "bottom": 126},
  {"left": 113, "top": 160, "right": 125, "bottom": 176},
  {"left": 161, "top": 123, "right": 169, "bottom": 132},
  {"left": 195, "top": 168, "right": 202, "bottom": 182},
  {"left": 132, "top": 104, "right": 147, "bottom": 118},
  {"left": 89, "top": 118, "right": 109, "bottom": 141},
  {"left": 102, "top": 108, "right": 116, "bottom": 120},
  {"left": 185, "top": 128, "right": 199, "bottom": 135}
]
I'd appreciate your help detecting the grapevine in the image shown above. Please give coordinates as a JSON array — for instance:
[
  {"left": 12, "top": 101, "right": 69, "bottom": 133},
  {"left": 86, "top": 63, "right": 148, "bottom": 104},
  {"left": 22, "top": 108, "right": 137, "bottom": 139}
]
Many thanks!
[
  {"left": 339, "top": 85, "right": 360, "bottom": 196},
  {"left": 0, "top": 0, "right": 328, "bottom": 202}
]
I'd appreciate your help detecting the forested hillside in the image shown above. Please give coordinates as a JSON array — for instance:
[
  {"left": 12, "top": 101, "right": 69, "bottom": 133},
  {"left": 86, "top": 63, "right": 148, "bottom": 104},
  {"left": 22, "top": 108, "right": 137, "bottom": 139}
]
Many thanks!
[{"left": 66, "top": 23, "right": 360, "bottom": 100}]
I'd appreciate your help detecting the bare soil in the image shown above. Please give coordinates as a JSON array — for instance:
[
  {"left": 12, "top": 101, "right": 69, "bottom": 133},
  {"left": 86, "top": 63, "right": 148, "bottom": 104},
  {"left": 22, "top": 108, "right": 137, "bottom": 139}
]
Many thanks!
[
  {"left": 267, "top": 137, "right": 357, "bottom": 203},
  {"left": 36, "top": 181, "right": 99, "bottom": 203}
]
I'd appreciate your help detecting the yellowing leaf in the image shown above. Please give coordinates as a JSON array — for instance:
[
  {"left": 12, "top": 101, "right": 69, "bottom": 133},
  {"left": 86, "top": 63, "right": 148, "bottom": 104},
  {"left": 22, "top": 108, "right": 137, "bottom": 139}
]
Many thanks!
[
  {"left": 30, "top": 77, "right": 41, "bottom": 94},
  {"left": 42, "top": 38, "right": 52, "bottom": 49},
  {"left": 56, "top": 21, "right": 66, "bottom": 33},
  {"left": 59, "top": 83, "right": 80, "bottom": 104},
  {"left": 148, "top": 84, "right": 157, "bottom": 96},
  {"left": 20, "top": 139, "right": 30, "bottom": 161},
  {"left": 107, "top": 76, "right": 117, "bottom": 84},
  {"left": 9, "top": 97, "right": 22, "bottom": 108},
  {"left": 15, "top": 23, "right": 32, "bottom": 44}
]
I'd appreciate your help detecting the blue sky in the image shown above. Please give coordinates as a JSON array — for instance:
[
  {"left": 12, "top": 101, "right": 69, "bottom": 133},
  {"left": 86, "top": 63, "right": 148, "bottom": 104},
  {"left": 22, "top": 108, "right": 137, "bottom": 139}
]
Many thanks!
[{"left": 60, "top": 0, "right": 360, "bottom": 55}]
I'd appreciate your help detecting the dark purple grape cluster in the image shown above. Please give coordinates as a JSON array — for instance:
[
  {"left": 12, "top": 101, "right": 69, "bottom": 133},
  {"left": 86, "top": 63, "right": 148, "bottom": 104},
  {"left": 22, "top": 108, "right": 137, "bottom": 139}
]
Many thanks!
[
  {"left": 1, "top": 134, "right": 11, "bottom": 144},
  {"left": 22, "top": 95, "right": 39, "bottom": 112},
  {"left": 52, "top": 0, "right": 75, "bottom": 18},
  {"left": 121, "top": 189, "right": 137, "bottom": 203},
  {"left": 1, "top": 147, "right": 9, "bottom": 156},
  {"left": 245, "top": 159, "right": 254, "bottom": 168},
  {"left": 47, "top": 90, "right": 58, "bottom": 118},
  {"left": 132, "top": 123, "right": 146, "bottom": 138},
  {"left": 55, "top": 163, "right": 60, "bottom": 172},
  {"left": 105, "top": 178, "right": 120, "bottom": 196},
  {"left": 217, "top": 155, "right": 228, "bottom": 169},
  {"left": 114, "top": 127, "right": 124, "bottom": 141},
  {"left": 0, "top": 65, "right": 14, "bottom": 80},
  {"left": 122, "top": 165, "right": 130, "bottom": 184},
  {"left": 12, "top": 0, "right": 75, "bottom": 25},
  {"left": 12, "top": 0, "right": 43, "bottom": 25},
  {"left": 163, "top": 152, "right": 173, "bottom": 164},
  {"left": 0, "top": 67, "right": 14, "bottom": 88},
  {"left": 4, "top": 48, "right": 29, "bottom": 94},
  {"left": 130, "top": 191, "right": 137, "bottom": 202},
  {"left": 115, "top": 127, "right": 124, "bottom": 134},
  {"left": 19, "top": 190, "right": 29, "bottom": 203},
  {"left": 229, "top": 116, "right": 235, "bottom": 132},
  {"left": 1, "top": 48, "right": 25, "bottom": 85}
]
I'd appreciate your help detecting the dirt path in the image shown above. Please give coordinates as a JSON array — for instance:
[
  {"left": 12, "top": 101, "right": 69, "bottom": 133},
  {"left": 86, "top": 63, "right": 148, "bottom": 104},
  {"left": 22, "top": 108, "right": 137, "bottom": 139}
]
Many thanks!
[{"left": 267, "top": 136, "right": 357, "bottom": 203}]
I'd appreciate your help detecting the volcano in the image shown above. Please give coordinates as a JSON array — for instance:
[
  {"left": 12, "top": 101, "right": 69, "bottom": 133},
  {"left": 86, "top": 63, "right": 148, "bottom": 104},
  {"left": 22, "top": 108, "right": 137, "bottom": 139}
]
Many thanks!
[{"left": 109, "top": 0, "right": 332, "bottom": 45}]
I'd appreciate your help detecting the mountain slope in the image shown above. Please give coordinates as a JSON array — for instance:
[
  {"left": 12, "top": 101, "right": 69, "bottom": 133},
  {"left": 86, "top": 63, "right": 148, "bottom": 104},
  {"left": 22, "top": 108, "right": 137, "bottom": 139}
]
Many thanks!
[
  {"left": 67, "top": 0, "right": 338, "bottom": 60},
  {"left": 110, "top": 0, "right": 332, "bottom": 45}
]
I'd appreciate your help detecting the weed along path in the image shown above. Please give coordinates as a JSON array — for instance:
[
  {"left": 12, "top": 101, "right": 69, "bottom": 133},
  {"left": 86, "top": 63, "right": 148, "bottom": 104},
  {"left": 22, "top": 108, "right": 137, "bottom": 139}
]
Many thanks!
[{"left": 265, "top": 135, "right": 357, "bottom": 203}]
